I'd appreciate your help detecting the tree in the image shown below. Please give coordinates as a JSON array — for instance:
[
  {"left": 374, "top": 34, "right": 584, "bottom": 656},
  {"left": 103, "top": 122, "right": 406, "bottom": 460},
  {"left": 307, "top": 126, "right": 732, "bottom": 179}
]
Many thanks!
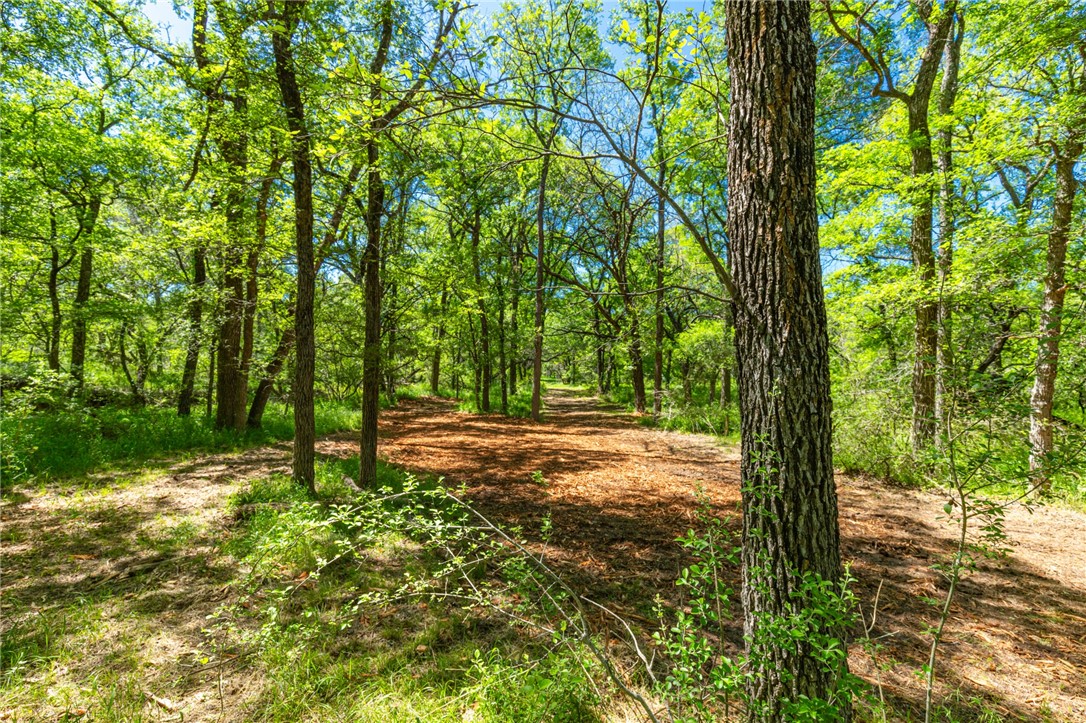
[
  {"left": 725, "top": 1, "right": 849, "bottom": 718},
  {"left": 269, "top": 0, "right": 317, "bottom": 493},
  {"left": 821, "top": 0, "right": 957, "bottom": 453}
]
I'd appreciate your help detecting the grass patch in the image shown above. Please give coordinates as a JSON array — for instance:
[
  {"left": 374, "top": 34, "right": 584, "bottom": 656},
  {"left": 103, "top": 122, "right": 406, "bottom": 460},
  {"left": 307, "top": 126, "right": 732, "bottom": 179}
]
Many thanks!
[
  {"left": 1, "top": 398, "right": 359, "bottom": 486},
  {"left": 212, "top": 459, "right": 613, "bottom": 721}
]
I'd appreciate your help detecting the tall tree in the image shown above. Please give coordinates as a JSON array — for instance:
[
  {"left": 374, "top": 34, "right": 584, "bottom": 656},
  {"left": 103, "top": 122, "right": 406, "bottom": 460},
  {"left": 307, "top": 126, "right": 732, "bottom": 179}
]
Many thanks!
[
  {"left": 270, "top": 0, "right": 316, "bottom": 492},
  {"left": 726, "top": 1, "right": 849, "bottom": 718},
  {"left": 822, "top": 0, "right": 957, "bottom": 453}
]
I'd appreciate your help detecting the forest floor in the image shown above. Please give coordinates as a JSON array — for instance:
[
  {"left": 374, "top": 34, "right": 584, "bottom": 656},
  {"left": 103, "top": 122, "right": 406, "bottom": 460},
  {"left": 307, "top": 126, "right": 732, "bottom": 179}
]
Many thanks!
[{"left": 2, "top": 387, "right": 1084, "bottom": 721}]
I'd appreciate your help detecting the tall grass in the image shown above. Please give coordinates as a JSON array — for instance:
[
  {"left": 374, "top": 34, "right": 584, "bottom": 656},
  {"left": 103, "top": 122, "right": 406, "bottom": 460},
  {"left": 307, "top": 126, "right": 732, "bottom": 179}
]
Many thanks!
[{"left": 1, "top": 395, "right": 359, "bottom": 484}]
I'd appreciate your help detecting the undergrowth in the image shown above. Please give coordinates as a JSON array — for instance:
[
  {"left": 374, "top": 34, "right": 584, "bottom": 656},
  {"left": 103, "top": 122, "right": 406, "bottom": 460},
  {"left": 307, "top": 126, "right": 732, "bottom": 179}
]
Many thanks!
[{"left": 0, "top": 374, "right": 359, "bottom": 485}]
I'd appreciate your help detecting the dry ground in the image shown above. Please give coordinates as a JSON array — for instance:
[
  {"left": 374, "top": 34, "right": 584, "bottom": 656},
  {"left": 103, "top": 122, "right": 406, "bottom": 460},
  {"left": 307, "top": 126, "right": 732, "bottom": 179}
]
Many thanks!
[{"left": 2, "top": 388, "right": 1084, "bottom": 721}]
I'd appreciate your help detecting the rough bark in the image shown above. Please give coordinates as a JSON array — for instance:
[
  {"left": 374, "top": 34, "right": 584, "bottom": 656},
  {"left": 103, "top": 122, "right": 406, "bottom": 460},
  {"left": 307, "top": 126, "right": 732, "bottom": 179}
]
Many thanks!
[
  {"left": 271, "top": 0, "right": 316, "bottom": 492},
  {"left": 214, "top": 121, "right": 250, "bottom": 432},
  {"left": 1029, "top": 139, "right": 1082, "bottom": 495},
  {"left": 360, "top": 133, "right": 384, "bottom": 489},
  {"left": 725, "top": 2, "right": 848, "bottom": 718},
  {"left": 178, "top": 246, "right": 207, "bottom": 415}
]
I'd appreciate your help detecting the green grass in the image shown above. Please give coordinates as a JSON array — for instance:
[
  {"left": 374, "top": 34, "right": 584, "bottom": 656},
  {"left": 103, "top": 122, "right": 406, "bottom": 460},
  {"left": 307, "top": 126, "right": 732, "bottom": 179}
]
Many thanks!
[
  {"left": 602, "top": 384, "right": 741, "bottom": 441},
  {"left": 1, "top": 399, "right": 360, "bottom": 486},
  {"left": 215, "top": 460, "right": 608, "bottom": 721}
]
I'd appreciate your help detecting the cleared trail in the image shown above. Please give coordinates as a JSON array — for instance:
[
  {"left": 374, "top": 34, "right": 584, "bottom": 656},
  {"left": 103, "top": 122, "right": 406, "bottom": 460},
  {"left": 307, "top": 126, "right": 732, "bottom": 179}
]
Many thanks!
[{"left": 3, "top": 388, "right": 1084, "bottom": 720}]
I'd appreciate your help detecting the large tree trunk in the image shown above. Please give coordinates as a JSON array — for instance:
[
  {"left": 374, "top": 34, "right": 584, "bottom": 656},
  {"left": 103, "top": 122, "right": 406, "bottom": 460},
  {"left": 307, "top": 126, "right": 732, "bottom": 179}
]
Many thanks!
[
  {"left": 178, "top": 246, "right": 207, "bottom": 415},
  {"left": 531, "top": 150, "right": 551, "bottom": 421},
  {"left": 271, "top": 0, "right": 316, "bottom": 492},
  {"left": 1029, "top": 138, "right": 1082, "bottom": 495},
  {"left": 725, "top": 2, "right": 848, "bottom": 718},
  {"left": 214, "top": 120, "right": 250, "bottom": 432},
  {"left": 69, "top": 197, "right": 101, "bottom": 390},
  {"left": 934, "top": 13, "right": 963, "bottom": 444}
]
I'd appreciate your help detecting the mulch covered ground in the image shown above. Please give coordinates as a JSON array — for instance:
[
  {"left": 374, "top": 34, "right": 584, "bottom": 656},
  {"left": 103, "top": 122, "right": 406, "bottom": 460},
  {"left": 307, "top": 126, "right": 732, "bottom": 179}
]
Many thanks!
[{"left": 363, "top": 389, "right": 1086, "bottom": 722}]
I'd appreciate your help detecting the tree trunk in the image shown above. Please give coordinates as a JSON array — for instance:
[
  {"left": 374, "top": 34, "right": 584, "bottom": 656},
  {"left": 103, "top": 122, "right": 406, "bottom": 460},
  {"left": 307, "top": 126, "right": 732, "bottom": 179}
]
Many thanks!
[
  {"left": 498, "top": 278, "right": 508, "bottom": 414},
  {"left": 725, "top": 2, "right": 848, "bottom": 718},
  {"left": 532, "top": 150, "right": 551, "bottom": 421},
  {"left": 249, "top": 322, "right": 295, "bottom": 428},
  {"left": 271, "top": 0, "right": 315, "bottom": 491},
  {"left": 471, "top": 211, "right": 491, "bottom": 412},
  {"left": 206, "top": 339, "right": 215, "bottom": 418},
  {"left": 720, "top": 365, "right": 731, "bottom": 408},
  {"left": 47, "top": 244, "right": 64, "bottom": 372},
  {"left": 359, "top": 134, "right": 384, "bottom": 489},
  {"left": 628, "top": 308, "right": 647, "bottom": 413},
  {"left": 178, "top": 246, "right": 207, "bottom": 415},
  {"left": 934, "top": 13, "right": 963, "bottom": 444},
  {"left": 594, "top": 306, "right": 605, "bottom": 395},
  {"left": 431, "top": 288, "right": 448, "bottom": 395},
  {"left": 905, "top": 10, "right": 955, "bottom": 454},
  {"left": 653, "top": 133, "right": 666, "bottom": 417},
  {"left": 69, "top": 197, "right": 101, "bottom": 390},
  {"left": 1029, "top": 138, "right": 1082, "bottom": 495},
  {"left": 510, "top": 237, "right": 521, "bottom": 395}
]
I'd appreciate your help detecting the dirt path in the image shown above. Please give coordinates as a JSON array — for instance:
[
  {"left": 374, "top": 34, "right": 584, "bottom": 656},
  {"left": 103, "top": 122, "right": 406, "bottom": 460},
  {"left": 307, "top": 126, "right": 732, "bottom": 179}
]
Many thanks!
[{"left": 4, "top": 389, "right": 1084, "bottom": 721}]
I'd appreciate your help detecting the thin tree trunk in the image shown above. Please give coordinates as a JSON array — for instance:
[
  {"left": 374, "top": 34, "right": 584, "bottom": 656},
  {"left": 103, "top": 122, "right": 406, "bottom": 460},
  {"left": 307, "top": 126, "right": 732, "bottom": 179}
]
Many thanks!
[
  {"left": 271, "top": 0, "right": 315, "bottom": 491},
  {"left": 248, "top": 322, "right": 294, "bottom": 428},
  {"left": 720, "top": 365, "right": 731, "bottom": 408},
  {"left": 178, "top": 246, "right": 207, "bottom": 415},
  {"left": 510, "top": 237, "right": 521, "bottom": 394},
  {"left": 48, "top": 244, "right": 64, "bottom": 372},
  {"left": 69, "top": 198, "right": 101, "bottom": 390},
  {"left": 431, "top": 288, "right": 448, "bottom": 395},
  {"left": 1029, "top": 138, "right": 1082, "bottom": 495},
  {"left": 498, "top": 278, "right": 508, "bottom": 414},
  {"left": 358, "top": 3, "right": 395, "bottom": 490},
  {"left": 594, "top": 306, "right": 605, "bottom": 395},
  {"left": 532, "top": 150, "right": 551, "bottom": 421},
  {"left": 934, "top": 13, "right": 963, "bottom": 444},
  {"left": 206, "top": 339, "right": 215, "bottom": 418},
  {"left": 471, "top": 211, "right": 491, "bottom": 412},
  {"left": 653, "top": 129, "right": 666, "bottom": 417},
  {"left": 628, "top": 307, "right": 647, "bottom": 413},
  {"left": 726, "top": 2, "right": 848, "bottom": 718},
  {"left": 360, "top": 135, "right": 384, "bottom": 489}
]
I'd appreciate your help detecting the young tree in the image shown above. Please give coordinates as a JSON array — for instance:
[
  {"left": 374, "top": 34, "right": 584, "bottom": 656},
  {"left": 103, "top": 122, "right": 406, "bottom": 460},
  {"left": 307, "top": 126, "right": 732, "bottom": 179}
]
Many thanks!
[{"left": 726, "top": 1, "right": 849, "bottom": 718}]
